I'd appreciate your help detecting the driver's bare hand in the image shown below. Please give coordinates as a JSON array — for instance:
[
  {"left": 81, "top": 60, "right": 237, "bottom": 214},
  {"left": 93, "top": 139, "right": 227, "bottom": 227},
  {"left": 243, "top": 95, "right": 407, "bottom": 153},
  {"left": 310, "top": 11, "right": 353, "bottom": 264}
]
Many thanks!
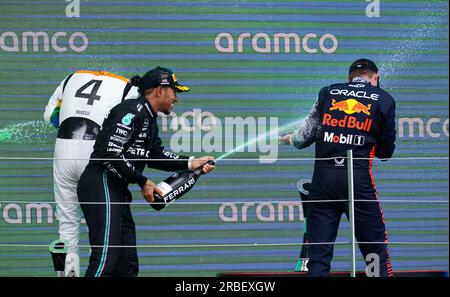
[
  {"left": 192, "top": 156, "right": 215, "bottom": 174},
  {"left": 279, "top": 133, "right": 293, "bottom": 145},
  {"left": 141, "top": 179, "right": 164, "bottom": 203}
]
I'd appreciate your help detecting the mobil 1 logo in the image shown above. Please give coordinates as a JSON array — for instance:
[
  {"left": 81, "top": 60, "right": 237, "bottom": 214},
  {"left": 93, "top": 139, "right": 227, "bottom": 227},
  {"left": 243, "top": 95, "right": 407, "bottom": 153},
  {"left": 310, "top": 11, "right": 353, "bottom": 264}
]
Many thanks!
[{"left": 324, "top": 132, "right": 365, "bottom": 146}]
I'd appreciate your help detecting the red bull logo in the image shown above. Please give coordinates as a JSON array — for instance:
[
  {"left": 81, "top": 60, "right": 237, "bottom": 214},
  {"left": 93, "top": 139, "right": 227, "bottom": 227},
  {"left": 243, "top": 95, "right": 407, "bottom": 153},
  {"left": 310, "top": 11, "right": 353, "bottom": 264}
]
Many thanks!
[
  {"left": 330, "top": 99, "right": 371, "bottom": 115},
  {"left": 322, "top": 113, "right": 373, "bottom": 132}
]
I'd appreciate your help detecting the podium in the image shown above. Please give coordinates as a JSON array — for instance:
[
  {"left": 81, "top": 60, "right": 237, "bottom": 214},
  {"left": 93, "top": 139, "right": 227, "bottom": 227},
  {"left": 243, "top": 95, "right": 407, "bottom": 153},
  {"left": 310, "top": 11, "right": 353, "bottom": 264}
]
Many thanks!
[{"left": 218, "top": 270, "right": 448, "bottom": 277}]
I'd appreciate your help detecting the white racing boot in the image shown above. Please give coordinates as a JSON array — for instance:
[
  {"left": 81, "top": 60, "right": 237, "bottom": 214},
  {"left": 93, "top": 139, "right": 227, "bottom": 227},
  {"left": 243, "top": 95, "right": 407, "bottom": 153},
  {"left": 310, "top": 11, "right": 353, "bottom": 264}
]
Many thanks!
[{"left": 64, "top": 253, "right": 80, "bottom": 277}]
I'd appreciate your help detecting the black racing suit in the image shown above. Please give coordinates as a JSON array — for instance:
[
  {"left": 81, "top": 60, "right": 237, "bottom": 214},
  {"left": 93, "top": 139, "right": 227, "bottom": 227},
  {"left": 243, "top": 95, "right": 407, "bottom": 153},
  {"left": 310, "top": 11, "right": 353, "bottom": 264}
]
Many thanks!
[
  {"left": 77, "top": 95, "right": 190, "bottom": 277},
  {"left": 292, "top": 78, "right": 396, "bottom": 277}
]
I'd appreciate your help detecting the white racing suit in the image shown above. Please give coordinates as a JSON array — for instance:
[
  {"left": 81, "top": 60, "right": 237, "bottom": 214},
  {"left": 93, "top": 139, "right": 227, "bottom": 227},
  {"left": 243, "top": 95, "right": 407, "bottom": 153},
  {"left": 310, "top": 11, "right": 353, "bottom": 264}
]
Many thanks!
[{"left": 44, "top": 70, "right": 139, "bottom": 276}]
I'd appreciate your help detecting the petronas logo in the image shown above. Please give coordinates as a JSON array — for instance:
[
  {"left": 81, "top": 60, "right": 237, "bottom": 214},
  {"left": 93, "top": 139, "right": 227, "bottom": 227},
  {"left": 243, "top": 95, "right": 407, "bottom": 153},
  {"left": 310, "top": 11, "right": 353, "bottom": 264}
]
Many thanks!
[{"left": 122, "top": 113, "right": 135, "bottom": 126}]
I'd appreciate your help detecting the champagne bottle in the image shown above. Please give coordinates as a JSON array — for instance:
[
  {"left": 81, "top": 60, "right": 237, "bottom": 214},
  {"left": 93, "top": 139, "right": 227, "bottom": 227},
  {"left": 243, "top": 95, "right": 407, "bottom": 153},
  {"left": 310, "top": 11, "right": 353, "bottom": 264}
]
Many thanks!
[
  {"left": 49, "top": 239, "right": 68, "bottom": 277},
  {"left": 151, "top": 160, "right": 215, "bottom": 211}
]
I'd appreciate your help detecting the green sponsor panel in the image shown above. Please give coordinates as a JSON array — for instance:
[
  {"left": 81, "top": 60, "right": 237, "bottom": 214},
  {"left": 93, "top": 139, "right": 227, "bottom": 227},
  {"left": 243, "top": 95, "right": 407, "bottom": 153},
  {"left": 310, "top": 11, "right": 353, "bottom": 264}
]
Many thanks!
[{"left": 0, "top": 0, "right": 448, "bottom": 276}]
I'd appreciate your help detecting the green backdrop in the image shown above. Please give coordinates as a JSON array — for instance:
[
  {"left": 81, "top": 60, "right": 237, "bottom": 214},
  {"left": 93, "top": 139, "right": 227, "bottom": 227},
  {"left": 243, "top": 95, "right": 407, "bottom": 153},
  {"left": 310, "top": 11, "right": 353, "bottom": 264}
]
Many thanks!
[{"left": 0, "top": 0, "right": 448, "bottom": 276}]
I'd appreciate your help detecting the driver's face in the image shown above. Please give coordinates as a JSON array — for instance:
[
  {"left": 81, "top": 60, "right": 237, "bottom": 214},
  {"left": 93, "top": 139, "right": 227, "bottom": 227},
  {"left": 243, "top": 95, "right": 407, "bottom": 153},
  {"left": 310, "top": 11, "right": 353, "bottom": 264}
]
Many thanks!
[{"left": 159, "top": 87, "right": 178, "bottom": 115}]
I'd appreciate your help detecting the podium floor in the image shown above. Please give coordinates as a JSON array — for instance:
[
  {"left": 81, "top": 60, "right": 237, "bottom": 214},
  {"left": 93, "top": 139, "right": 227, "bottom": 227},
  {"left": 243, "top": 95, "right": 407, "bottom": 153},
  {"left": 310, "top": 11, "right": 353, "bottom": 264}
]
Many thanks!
[{"left": 218, "top": 270, "right": 448, "bottom": 277}]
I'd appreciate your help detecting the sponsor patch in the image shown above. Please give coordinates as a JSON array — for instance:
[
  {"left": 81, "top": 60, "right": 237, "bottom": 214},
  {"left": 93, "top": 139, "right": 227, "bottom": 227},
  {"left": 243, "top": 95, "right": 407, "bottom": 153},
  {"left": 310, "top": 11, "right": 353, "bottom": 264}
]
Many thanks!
[
  {"left": 322, "top": 113, "right": 373, "bottom": 132},
  {"left": 121, "top": 113, "right": 135, "bottom": 126},
  {"left": 323, "top": 132, "right": 365, "bottom": 146},
  {"left": 329, "top": 98, "right": 371, "bottom": 115},
  {"left": 329, "top": 89, "right": 379, "bottom": 101}
]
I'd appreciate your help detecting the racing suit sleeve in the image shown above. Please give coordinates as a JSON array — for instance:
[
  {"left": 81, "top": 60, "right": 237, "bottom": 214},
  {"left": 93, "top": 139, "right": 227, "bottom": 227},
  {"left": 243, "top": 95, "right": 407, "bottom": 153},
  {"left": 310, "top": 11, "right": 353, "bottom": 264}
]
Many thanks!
[
  {"left": 43, "top": 79, "right": 64, "bottom": 128},
  {"left": 291, "top": 98, "right": 321, "bottom": 149},
  {"left": 101, "top": 111, "right": 148, "bottom": 187},
  {"left": 123, "top": 85, "right": 140, "bottom": 100},
  {"left": 375, "top": 97, "right": 396, "bottom": 159},
  {"left": 146, "top": 128, "right": 190, "bottom": 172}
]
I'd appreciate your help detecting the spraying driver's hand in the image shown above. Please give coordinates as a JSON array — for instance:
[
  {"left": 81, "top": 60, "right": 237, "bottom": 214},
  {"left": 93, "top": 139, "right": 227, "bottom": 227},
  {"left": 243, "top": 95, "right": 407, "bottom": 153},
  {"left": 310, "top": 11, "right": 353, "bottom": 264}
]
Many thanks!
[
  {"left": 191, "top": 156, "right": 215, "bottom": 174},
  {"left": 279, "top": 133, "right": 293, "bottom": 145}
]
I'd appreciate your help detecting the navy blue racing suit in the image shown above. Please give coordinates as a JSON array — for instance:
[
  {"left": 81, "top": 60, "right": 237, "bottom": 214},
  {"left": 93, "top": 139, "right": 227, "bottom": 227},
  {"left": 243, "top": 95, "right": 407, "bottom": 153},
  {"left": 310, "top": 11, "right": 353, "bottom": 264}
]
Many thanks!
[{"left": 291, "top": 77, "right": 396, "bottom": 277}]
